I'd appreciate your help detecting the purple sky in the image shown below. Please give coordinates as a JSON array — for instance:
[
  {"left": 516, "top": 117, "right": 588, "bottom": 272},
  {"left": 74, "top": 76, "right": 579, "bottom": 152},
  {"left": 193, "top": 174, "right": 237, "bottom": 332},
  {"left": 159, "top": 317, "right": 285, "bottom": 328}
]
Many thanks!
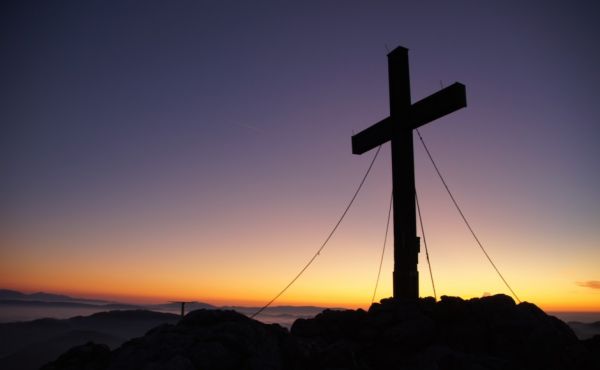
[{"left": 2, "top": 1, "right": 599, "bottom": 308}]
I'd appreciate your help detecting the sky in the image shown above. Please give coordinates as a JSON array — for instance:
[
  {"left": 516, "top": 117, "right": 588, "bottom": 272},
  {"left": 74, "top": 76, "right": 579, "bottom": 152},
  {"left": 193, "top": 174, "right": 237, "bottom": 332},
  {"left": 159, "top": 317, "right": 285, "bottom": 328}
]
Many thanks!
[{"left": 1, "top": 1, "right": 599, "bottom": 311}]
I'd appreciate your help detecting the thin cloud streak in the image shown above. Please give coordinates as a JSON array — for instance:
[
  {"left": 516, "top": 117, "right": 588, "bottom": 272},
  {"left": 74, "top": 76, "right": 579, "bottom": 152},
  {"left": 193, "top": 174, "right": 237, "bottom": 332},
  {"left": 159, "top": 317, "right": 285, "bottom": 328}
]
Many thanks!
[{"left": 576, "top": 281, "right": 600, "bottom": 290}]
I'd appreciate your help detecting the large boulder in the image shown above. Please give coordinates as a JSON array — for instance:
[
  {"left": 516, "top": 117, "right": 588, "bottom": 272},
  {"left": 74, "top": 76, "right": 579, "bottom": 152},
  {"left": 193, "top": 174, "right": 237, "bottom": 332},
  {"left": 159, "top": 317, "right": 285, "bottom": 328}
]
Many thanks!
[{"left": 291, "top": 294, "right": 594, "bottom": 370}]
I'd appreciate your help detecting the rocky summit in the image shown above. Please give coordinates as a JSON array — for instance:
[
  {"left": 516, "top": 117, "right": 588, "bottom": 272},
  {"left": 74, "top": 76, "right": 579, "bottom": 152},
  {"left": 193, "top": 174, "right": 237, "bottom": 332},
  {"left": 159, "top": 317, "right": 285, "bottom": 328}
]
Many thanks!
[{"left": 41, "top": 295, "right": 599, "bottom": 370}]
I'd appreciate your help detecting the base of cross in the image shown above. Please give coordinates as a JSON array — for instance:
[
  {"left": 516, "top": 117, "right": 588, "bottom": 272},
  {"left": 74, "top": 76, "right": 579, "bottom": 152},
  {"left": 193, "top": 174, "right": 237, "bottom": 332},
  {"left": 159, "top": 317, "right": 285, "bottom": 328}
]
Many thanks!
[
  {"left": 393, "top": 235, "right": 420, "bottom": 299},
  {"left": 393, "top": 270, "right": 419, "bottom": 298}
]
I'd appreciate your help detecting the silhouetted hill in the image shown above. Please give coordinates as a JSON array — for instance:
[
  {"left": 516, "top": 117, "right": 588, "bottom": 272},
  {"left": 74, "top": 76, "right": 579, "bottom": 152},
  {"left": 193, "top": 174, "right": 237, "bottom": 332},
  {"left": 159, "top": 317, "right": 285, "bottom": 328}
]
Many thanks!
[
  {"left": 0, "top": 289, "right": 29, "bottom": 300},
  {"left": 0, "top": 310, "right": 179, "bottom": 370},
  {"left": 0, "top": 289, "right": 109, "bottom": 304},
  {"left": 0, "top": 289, "right": 217, "bottom": 319},
  {"left": 41, "top": 295, "right": 600, "bottom": 370},
  {"left": 0, "top": 298, "right": 142, "bottom": 310}
]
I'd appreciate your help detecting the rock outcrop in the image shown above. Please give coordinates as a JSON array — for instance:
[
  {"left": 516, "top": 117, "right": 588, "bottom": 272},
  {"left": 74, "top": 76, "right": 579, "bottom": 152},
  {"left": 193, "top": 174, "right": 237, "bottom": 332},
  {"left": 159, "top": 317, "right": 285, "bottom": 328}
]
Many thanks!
[
  {"left": 42, "top": 309, "right": 301, "bottom": 370},
  {"left": 41, "top": 295, "right": 600, "bottom": 370},
  {"left": 292, "top": 295, "right": 595, "bottom": 370}
]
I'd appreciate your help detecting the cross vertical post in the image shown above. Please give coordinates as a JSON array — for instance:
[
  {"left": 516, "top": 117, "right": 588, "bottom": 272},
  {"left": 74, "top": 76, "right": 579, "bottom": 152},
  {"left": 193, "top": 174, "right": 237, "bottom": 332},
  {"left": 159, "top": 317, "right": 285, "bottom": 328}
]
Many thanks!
[
  {"left": 351, "top": 46, "right": 466, "bottom": 300},
  {"left": 388, "top": 47, "right": 419, "bottom": 299}
]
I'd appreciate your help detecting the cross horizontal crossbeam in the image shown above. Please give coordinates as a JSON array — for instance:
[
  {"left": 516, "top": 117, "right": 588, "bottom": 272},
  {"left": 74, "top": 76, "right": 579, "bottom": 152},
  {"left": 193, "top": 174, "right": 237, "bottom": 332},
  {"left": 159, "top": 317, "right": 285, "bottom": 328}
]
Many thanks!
[{"left": 351, "top": 82, "right": 466, "bottom": 155}]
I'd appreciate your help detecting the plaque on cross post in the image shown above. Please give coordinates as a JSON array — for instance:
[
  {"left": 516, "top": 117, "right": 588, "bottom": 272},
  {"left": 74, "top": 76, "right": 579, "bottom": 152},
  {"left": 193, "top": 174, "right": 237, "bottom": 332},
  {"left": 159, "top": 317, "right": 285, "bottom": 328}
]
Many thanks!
[{"left": 352, "top": 46, "right": 467, "bottom": 300}]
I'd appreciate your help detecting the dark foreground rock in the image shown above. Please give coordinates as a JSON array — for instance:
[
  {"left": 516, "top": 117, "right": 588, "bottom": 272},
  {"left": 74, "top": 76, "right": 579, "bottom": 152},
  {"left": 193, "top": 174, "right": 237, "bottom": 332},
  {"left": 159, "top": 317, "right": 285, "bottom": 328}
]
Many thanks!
[
  {"left": 292, "top": 295, "right": 598, "bottom": 370},
  {"left": 0, "top": 310, "right": 179, "bottom": 370},
  {"left": 42, "top": 295, "right": 600, "bottom": 370},
  {"left": 42, "top": 309, "right": 302, "bottom": 370}
]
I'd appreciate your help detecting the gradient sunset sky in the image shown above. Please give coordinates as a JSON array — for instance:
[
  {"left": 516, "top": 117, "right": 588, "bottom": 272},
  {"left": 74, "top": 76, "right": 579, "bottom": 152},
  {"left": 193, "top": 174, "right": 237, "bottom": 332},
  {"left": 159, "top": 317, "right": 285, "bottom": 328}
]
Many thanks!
[{"left": 2, "top": 1, "right": 599, "bottom": 311}]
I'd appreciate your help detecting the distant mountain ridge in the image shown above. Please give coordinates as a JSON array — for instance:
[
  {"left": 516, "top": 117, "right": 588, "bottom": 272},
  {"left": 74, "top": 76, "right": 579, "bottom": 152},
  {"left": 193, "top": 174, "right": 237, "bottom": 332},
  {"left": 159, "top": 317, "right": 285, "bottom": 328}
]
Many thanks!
[
  {"left": 0, "top": 289, "right": 110, "bottom": 304},
  {"left": 0, "top": 289, "right": 329, "bottom": 317},
  {"left": 0, "top": 289, "right": 216, "bottom": 312},
  {"left": 0, "top": 299, "right": 141, "bottom": 310}
]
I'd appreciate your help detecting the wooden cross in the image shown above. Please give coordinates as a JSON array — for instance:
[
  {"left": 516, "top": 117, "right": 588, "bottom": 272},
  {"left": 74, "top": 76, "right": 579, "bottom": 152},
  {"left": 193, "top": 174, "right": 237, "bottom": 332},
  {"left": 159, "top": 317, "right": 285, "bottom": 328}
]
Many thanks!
[
  {"left": 170, "top": 301, "right": 194, "bottom": 318},
  {"left": 351, "top": 46, "right": 467, "bottom": 299}
]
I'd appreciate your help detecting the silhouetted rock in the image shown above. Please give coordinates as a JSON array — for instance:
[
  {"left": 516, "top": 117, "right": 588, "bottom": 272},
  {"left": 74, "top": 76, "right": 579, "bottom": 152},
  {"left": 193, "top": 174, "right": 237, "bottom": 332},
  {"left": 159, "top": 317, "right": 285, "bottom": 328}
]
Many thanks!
[
  {"left": 41, "top": 342, "right": 110, "bottom": 370},
  {"left": 0, "top": 310, "right": 178, "bottom": 370},
  {"left": 1, "top": 330, "right": 119, "bottom": 370},
  {"left": 582, "top": 334, "right": 600, "bottom": 361},
  {"left": 105, "top": 309, "right": 300, "bottom": 370},
  {"left": 291, "top": 295, "right": 594, "bottom": 370},
  {"left": 41, "top": 296, "right": 600, "bottom": 370}
]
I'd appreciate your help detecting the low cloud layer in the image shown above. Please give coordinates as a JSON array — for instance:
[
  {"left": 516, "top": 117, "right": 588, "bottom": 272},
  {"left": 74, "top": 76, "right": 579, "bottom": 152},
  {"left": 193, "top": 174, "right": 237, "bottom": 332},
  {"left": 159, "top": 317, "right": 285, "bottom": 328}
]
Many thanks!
[{"left": 576, "top": 280, "right": 600, "bottom": 290}]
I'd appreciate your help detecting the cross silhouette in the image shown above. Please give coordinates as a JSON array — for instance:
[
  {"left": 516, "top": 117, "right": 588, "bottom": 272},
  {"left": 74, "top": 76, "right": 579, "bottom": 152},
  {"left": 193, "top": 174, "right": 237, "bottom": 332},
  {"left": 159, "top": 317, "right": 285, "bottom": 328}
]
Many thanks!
[{"left": 352, "top": 46, "right": 467, "bottom": 299}]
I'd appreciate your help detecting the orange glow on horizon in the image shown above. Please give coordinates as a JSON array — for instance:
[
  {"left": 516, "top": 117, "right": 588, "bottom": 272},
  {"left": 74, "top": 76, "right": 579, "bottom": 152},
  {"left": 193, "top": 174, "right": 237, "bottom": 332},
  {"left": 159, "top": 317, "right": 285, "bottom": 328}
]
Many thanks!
[
  {"left": 2, "top": 203, "right": 598, "bottom": 312},
  {"left": 3, "top": 279, "right": 598, "bottom": 312}
]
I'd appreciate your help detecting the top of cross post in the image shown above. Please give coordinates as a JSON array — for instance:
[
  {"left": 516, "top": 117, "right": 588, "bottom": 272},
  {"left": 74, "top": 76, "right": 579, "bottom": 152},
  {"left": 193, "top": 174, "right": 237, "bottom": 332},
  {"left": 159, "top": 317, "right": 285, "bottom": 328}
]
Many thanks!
[{"left": 387, "top": 46, "right": 408, "bottom": 58}]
